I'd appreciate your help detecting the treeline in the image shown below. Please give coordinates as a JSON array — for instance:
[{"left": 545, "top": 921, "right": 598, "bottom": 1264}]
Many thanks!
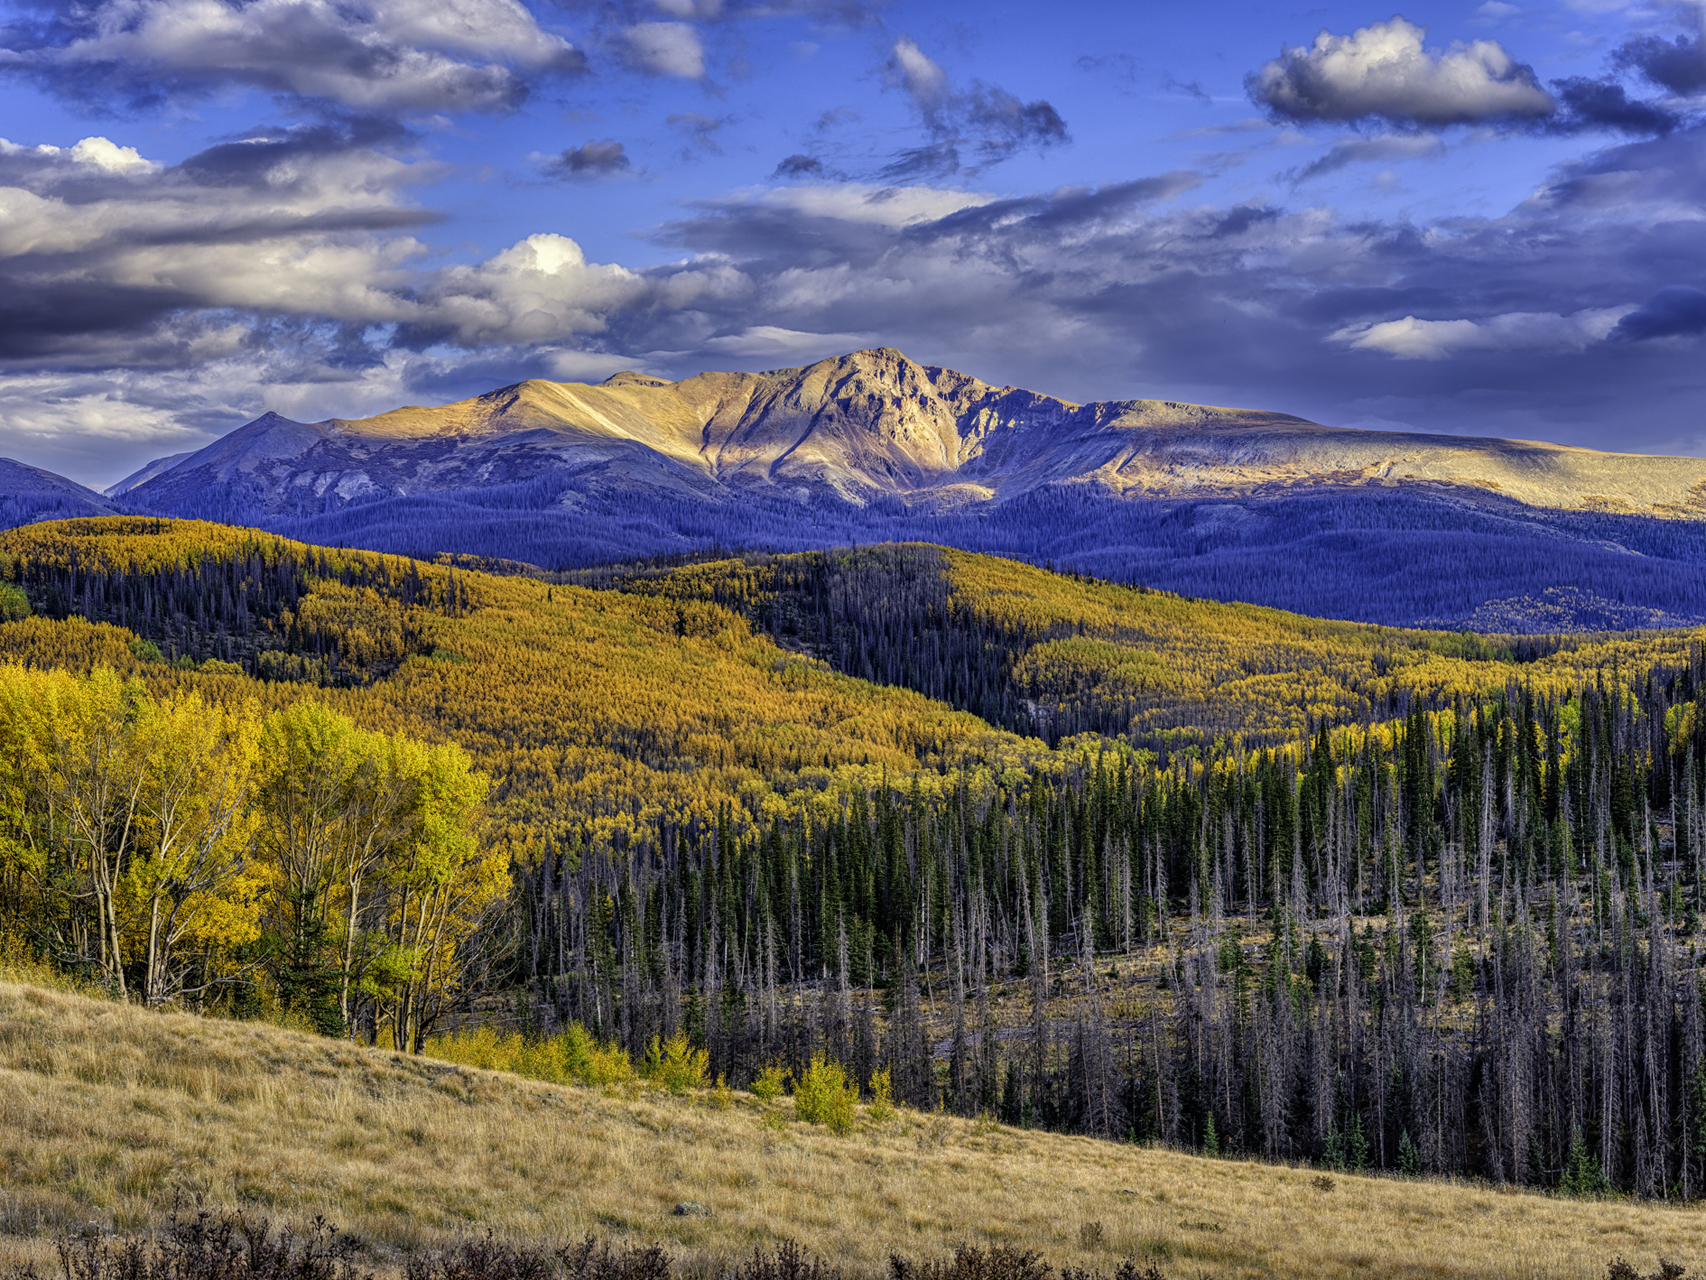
[
  {"left": 0, "top": 663, "right": 499, "bottom": 1048},
  {"left": 512, "top": 642, "right": 1706, "bottom": 1197}
]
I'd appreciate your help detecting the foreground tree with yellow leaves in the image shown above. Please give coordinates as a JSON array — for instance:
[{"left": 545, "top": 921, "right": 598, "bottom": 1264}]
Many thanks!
[{"left": 0, "top": 663, "right": 500, "bottom": 1045}]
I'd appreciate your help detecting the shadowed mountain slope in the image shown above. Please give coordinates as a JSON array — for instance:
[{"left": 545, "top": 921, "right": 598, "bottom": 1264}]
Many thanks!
[
  {"left": 0, "top": 457, "right": 119, "bottom": 525},
  {"left": 103, "top": 451, "right": 193, "bottom": 497}
]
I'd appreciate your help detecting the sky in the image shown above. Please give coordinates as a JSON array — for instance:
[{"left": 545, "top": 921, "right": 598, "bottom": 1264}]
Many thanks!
[{"left": 1, "top": 0, "right": 1705, "bottom": 489}]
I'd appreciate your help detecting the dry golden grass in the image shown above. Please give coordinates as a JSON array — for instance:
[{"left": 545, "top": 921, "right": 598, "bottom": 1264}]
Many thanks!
[{"left": 0, "top": 978, "right": 1692, "bottom": 1280}]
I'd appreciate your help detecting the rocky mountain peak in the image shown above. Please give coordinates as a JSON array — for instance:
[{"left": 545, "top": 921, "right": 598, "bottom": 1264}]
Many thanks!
[{"left": 109, "top": 347, "right": 1706, "bottom": 520}]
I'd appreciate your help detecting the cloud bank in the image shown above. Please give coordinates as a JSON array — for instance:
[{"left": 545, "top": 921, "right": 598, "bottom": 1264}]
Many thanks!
[{"left": 2, "top": 0, "right": 584, "bottom": 111}]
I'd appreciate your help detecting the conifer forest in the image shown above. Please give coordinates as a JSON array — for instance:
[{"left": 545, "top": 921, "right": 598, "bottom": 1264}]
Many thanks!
[{"left": 526, "top": 657, "right": 1706, "bottom": 1200}]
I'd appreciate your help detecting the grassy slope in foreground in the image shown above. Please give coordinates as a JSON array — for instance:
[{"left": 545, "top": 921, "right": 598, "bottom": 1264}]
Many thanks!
[{"left": 0, "top": 979, "right": 1697, "bottom": 1280}]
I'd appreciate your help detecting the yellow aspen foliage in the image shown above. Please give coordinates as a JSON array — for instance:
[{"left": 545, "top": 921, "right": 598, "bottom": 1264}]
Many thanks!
[{"left": 0, "top": 656, "right": 498, "bottom": 1032}]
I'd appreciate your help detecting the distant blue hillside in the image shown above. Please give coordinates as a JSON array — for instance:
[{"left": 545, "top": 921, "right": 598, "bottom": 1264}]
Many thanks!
[
  {"left": 0, "top": 458, "right": 119, "bottom": 526},
  {"left": 242, "top": 480, "right": 1706, "bottom": 633}
]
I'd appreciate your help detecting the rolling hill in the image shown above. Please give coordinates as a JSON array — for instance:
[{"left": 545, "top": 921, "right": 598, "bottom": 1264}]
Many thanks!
[{"left": 6, "top": 519, "right": 1706, "bottom": 1213}]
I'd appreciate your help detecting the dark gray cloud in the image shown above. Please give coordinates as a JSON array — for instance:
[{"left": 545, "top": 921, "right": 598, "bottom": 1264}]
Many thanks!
[
  {"left": 1613, "top": 33, "right": 1706, "bottom": 96},
  {"left": 881, "top": 35, "right": 1068, "bottom": 177},
  {"left": 1613, "top": 286, "right": 1706, "bottom": 340},
  {"left": 960, "top": 84, "right": 1068, "bottom": 159},
  {"left": 178, "top": 116, "right": 411, "bottom": 185},
  {"left": 771, "top": 153, "right": 827, "bottom": 178},
  {"left": 667, "top": 111, "right": 726, "bottom": 153},
  {"left": 1164, "top": 77, "right": 1212, "bottom": 105},
  {"left": 1291, "top": 133, "right": 1444, "bottom": 182},
  {"left": 547, "top": 139, "right": 631, "bottom": 177},
  {"left": 1549, "top": 76, "right": 1683, "bottom": 135},
  {"left": 877, "top": 140, "right": 961, "bottom": 180},
  {"left": 0, "top": 0, "right": 584, "bottom": 113}
]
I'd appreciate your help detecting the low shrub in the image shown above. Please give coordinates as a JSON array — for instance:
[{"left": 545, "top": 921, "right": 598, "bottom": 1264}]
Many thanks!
[
  {"left": 422, "top": 1023, "right": 633, "bottom": 1087},
  {"left": 866, "top": 1067, "right": 896, "bottom": 1122},
  {"left": 18, "top": 1208, "right": 363, "bottom": 1280},
  {"left": 750, "top": 1063, "right": 789, "bottom": 1101},
  {"left": 793, "top": 1054, "right": 859, "bottom": 1135},
  {"left": 2, "top": 1215, "right": 1181, "bottom": 1280},
  {"left": 641, "top": 1029, "right": 708, "bottom": 1095}
]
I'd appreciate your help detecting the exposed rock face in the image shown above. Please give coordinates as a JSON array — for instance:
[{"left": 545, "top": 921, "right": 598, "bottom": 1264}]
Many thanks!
[{"left": 123, "top": 347, "right": 1706, "bottom": 518}]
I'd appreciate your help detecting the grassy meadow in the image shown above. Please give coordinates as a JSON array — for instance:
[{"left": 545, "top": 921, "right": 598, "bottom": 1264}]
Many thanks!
[{"left": 0, "top": 976, "right": 1694, "bottom": 1280}]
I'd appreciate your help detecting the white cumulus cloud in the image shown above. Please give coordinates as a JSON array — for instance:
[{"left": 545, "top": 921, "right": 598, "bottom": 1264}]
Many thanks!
[
  {"left": 1250, "top": 16, "right": 1554, "bottom": 126},
  {"left": 69, "top": 137, "right": 161, "bottom": 174}
]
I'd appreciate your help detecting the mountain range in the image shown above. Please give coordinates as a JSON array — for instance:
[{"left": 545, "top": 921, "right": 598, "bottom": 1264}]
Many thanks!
[
  {"left": 7, "top": 347, "right": 1706, "bottom": 631},
  {"left": 104, "top": 347, "right": 1706, "bottom": 516}
]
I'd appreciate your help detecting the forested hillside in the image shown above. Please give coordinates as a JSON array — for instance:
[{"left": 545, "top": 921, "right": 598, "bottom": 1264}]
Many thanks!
[
  {"left": 0, "top": 518, "right": 1048, "bottom": 1046},
  {"left": 6, "top": 518, "right": 1706, "bottom": 1200},
  {"left": 261, "top": 484, "right": 1706, "bottom": 633},
  {"left": 499, "top": 638, "right": 1706, "bottom": 1200},
  {"left": 574, "top": 543, "right": 1696, "bottom": 746}
]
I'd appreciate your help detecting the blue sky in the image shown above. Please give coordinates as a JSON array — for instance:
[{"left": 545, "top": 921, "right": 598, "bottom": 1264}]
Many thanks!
[{"left": 1, "top": 0, "right": 1704, "bottom": 487}]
